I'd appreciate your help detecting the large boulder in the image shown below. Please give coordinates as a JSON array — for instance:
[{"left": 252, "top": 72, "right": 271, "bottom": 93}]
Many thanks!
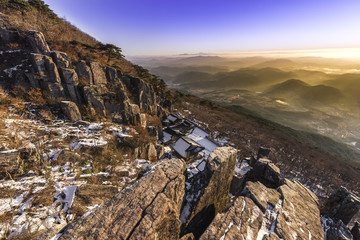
[
  {"left": 26, "top": 30, "right": 50, "bottom": 55},
  {"left": 56, "top": 158, "right": 186, "bottom": 240},
  {"left": 241, "top": 181, "right": 281, "bottom": 213},
  {"left": 200, "top": 178, "right": 324, "bottom": 240},
  {"left": 322, "top": 218, "right": 353, "bottom": 240},
  {"left": 58, "top": 68, "right": 78, "bottom": 85},
  {"left": 247, "top": 158, "right": 283, "bottom": 188},
  {"left": 125, "top": 76, "right": 157, "bottom": 115},
  {"left": 181, "top": 147, "right": 237, "bottom": 238},
  {"left": 275, "top": 179, "right": 324, "bottom": 240},
  {"left": 200, "top": 196, "right": 263, "bottom": 240},
  {"left": 60, "top": 101, "right": 82, "bottom": 122},
  {"left": 51, "top": 51, "right": 71, "bottom": 68},
  {"left": 322, "top": 187, "right": 360, "bottom": 229}
]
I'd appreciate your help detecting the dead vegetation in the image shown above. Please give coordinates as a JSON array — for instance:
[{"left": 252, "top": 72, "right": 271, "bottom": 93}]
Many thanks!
[{"left": 181, "top": 95, "right": 360, "bottom": 196}]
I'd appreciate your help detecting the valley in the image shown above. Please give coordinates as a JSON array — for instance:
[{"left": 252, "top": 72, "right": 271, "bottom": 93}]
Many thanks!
[{"left": 132, "top": 55, "right": 360, "bottom": 160}]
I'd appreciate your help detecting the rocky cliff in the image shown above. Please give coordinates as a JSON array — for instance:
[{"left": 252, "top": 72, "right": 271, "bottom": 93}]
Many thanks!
[
  {"left": 1, "top": 24, "right": 170, "bottom": 126},
  {"left": 51, "top": 146, "right": 342, "bottom": 240}
]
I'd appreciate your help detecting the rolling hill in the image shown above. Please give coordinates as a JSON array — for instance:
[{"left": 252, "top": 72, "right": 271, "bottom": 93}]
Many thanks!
[{"left": 265, "top": 79, "right": 345, "bottom": 105}]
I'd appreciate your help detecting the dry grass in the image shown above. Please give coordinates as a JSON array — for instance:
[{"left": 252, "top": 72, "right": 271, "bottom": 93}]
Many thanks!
[
  {"left": 29, "top": 182, "right": 55, "bottom": 207},
  {"left": 1, "top": 2, "right": 137, "bottom": 75},
  {"left": 121, "top": 125, "right": 154, "bottom": 150},
  {"left": 71, "top": 184, "right": 118, "bottom": 218},
  {"left": 146, "top": 114, "right": 162, "bottom": 127},
  {"left": 182, "top": 95, "right": 360, "bottom": 196}
]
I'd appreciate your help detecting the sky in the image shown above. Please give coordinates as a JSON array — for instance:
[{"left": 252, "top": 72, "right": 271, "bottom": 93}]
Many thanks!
[{"left": 43, "top": 0, "right": 360, "bottom": 56}]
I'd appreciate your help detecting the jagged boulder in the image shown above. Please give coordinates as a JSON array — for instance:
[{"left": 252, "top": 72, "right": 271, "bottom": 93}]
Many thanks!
[
  {"left": 200, "top": 177, "right": 324, "bottom": 240},
  {"left": 200, "top": 196, "right": 263, "bottom": 240},
  {"left": 125, "top": 76, "right": 157, "bottom": 115},
  {"left": 322, "top": 186, "right": 360, "bottom": 228},
  {"left": 257, "top": 147, "right": 271, "bottom": 159},
  {"left": 105, "top": 66, "right": 122, "bottom": 83},
  {"left": 58, "top": 68, "right": 81, "bottom": 103},
  {"left": 56, "top": 158, "right": 186, "bottom": 240},
  {"left": 60, "top": 101, "right": 82, "bottom": 122},
  {"left": 58, "top": 68, "right": 78, "bottom": 85},
  {"left": 26, "top": 30, "right": 50, "bottom": 55},
  {"left": 247, "top": 158, "right": 283, "bottom": 187},
  {"left": 322, "top": 218, "right": 353, "bottom": 240},
  {"left": 181, "top": 147, "right": 237, "bottom": 238},
  {"left": 51, "top": 51, "right": 71, "bottom": 68}
]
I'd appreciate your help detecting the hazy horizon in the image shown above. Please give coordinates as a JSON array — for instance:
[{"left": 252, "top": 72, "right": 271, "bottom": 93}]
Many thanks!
[{"left": 43, "top": 0, "right": 360, "bottom": 56}]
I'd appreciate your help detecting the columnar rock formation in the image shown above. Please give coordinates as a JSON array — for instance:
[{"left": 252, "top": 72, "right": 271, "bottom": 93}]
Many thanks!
[{"left": 10, "top": 30, "right": 170, "bottom": 125}]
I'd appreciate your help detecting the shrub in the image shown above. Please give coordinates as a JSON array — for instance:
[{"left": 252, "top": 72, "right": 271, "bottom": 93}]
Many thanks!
[{"left": 26, "top": 88, "right": 47, "bottom": 107}]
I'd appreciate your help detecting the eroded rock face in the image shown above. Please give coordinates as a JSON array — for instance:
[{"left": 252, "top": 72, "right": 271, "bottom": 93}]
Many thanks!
[
  {"left": 30, "top": 53, "right": 61, "bottom": 83},
  {"left": 181, "top": 147, "right": 238, "bottom": 238},
  {"left": 241, "top": 181, "right": 281, "bottom": 213},
  {"left": 60, "top": 101, "right": 82, "bottom": 122},
  {"left": 89, "top": 62, "right": 107, "bottom": 85},
  {"left": 57, "top": 158, "right": 186, "bottom": 240},
  {"left": 75, "top": 60, "right": 93, "bottom": 85},
  {"left": 200, "top": 196, "right": 263, "bottom": 240},
  {"left": 51, "top": 51, "right": 71, "bottom": 68},
  {"left": 276, "top": 180, "right": 324, "bottom": 240},
  {"left": 26, "top": 30, "right": 50, "bottom": 55},
  {"left": 199, "top": 160, "right": 324, "bottom": 240}
]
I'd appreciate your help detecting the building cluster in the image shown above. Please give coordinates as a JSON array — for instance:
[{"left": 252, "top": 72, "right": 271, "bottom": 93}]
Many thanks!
[{"left": 162, "top": 113, "right": 219, "bottom": 160}]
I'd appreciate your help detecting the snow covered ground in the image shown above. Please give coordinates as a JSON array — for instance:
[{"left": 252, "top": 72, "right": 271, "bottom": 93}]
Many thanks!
[{"left": 0, "top": 106, "right": 150, "bottom": 239}]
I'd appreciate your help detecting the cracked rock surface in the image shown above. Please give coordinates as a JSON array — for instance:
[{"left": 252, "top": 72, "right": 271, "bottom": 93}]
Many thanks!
[{"left": 57, "top": 158, "right": 186, "bottom": 240}]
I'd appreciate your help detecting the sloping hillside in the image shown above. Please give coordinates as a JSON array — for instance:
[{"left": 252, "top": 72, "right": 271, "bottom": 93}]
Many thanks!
[{"left": 266, "top": 79, "right": 345, "bottom": 105}]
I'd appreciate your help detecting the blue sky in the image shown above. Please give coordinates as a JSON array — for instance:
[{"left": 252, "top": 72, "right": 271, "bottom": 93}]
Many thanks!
[{"left": 43, "top": 0, "right": 360, "bottom": 56}]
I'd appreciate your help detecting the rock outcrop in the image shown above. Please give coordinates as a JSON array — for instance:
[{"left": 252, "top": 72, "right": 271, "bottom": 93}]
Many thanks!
[
  {"left": 200, "top": 165, "right": 324, "bottom": 240},
  {"left": 200, "top": 196, "right": 263, "bottom": 240},
  {"left": 1, "top": 29, "right": 170, "bottom": 126},
  {"left": 180, "top": 147, "right": 238, "bottom": 238},
  {"left": 26, "top": 30, "right": 51, "bottom": 55},
  {"left": 322, "top": 186, "right": 360, "bottom": 229},
  {"left": 57, "top": 158, "right": 186, "bottom": 239}
]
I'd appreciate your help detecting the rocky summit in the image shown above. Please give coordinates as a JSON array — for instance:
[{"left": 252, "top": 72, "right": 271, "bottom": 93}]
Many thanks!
[{"left": 0, "top": 2, "right": 359, "bottom": 240}]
